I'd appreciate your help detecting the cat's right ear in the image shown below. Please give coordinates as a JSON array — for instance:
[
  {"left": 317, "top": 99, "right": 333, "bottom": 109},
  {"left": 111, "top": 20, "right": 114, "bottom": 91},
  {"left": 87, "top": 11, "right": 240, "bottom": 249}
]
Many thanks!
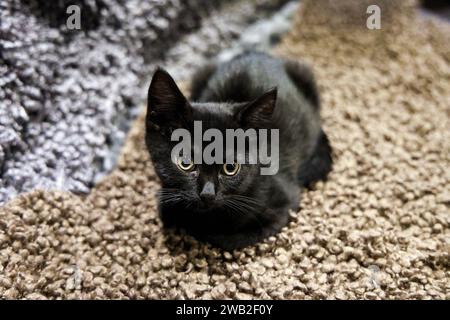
[
  {"left": 235, "top": 88, "right": 277, "bottom": 128},
  {"left": 147, "top": 68, "right": 191, "bottom": 132}
]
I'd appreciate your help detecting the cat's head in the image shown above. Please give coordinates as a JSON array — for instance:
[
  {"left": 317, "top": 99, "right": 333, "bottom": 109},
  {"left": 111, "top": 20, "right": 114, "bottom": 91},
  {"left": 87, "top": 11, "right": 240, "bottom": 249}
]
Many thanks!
[{"left": 145, "top": 68, "right": 277, "bottom": 212}]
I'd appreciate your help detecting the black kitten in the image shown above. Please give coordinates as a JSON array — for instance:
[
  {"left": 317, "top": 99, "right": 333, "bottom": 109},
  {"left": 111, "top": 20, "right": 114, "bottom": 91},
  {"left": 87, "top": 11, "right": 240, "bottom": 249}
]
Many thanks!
[{"left": 146, "top": 52, "right": 332, "bottom": 250}]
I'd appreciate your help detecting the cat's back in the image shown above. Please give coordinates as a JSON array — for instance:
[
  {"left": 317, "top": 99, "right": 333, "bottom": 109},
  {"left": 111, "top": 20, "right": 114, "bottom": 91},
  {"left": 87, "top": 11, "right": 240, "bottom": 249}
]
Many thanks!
[{"left": 195, "top": 51, "right": 297, "bottom": 104}]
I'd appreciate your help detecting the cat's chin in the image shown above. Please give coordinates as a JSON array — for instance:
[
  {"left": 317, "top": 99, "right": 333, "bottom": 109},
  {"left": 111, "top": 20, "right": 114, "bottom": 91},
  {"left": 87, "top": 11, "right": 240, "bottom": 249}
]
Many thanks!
[{"left": 195, "top": 201, "right": 223, "bottom": 213}]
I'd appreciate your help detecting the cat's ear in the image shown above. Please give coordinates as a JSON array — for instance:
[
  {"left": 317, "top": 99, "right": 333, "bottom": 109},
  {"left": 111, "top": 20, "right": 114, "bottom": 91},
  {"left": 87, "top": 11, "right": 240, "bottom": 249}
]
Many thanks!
[
  {"left": 147, "top": 68, "right": 191, "bottom": 131},
  {"left": 235, "top": 88, "right": 277, "bottom": 128}
]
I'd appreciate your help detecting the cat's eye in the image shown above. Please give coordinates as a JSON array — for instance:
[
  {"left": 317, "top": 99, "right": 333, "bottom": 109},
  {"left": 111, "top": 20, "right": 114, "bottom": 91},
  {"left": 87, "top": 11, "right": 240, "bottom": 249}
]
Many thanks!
[
  {"left": 222, "top": 163, "right": 240, "bottom": 176},
  {"left": 177, "top": 157, "right": 195, "bottom": 172}
]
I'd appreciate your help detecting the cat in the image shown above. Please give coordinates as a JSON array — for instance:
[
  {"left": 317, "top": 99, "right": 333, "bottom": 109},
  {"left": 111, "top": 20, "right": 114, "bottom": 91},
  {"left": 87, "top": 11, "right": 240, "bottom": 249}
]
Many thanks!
[{"left": 145, "top": 51, "right": 332, "bottom": 250}]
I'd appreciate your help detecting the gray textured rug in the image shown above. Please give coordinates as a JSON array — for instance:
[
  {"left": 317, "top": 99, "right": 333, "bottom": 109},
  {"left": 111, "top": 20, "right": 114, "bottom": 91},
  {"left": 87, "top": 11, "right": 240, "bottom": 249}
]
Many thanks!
[{"left": 0, "top": 0, "right": 291, "bottom": 205}]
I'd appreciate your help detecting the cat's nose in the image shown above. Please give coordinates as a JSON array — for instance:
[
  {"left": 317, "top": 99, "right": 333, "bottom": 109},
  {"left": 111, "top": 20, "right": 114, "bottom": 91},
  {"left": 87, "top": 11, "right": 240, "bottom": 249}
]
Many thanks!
[{"left": 200, "top": 181, "right": 216, "bottom": 202}]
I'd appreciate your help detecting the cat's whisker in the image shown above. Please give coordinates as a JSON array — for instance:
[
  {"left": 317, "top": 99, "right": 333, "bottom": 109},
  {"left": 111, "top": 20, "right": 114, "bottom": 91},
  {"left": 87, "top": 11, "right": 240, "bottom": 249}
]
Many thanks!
[
  {"left": 223, "top": 197, "right": 265, "bottom": 229},
  {"left": 225, "top": 200, "right": 245, "bottom": 214},
  {"left": 228, "top": 196, "right": 263, "bottom": 211},
  {"left": 223, "top": 202, "right": 239, "bottom": 215}
]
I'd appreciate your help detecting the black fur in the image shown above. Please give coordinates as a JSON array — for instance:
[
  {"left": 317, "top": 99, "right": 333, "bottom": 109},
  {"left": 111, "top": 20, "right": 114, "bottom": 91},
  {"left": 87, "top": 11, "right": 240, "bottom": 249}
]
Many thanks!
[
  {"left": 146, "top": 52, "right": 332, "bottom": 250},
  {"left": 298, "top": 130, "right": 333, "bottom": 188},
  {"left": 284, "top": 59, "right": 321, "bottom": 108}
]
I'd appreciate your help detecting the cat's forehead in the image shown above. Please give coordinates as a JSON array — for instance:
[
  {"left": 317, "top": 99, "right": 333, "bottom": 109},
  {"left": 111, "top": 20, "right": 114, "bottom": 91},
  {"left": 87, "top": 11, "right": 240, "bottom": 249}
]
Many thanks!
[
  {"left": 189, "top": 102, "right": 239, "bottom": 130},
  {"left": 191, "top": 102, "right": 235, "bottom": 116}
]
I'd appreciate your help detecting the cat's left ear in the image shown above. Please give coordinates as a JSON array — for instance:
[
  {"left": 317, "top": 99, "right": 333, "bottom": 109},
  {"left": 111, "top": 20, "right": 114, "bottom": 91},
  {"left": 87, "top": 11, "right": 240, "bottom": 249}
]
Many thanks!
[
  {"left": 147, "top": 67, "right": 191, "bottom": 130},
  {"left": 235, "top": 88, "right": 277, "bottom": 128}
]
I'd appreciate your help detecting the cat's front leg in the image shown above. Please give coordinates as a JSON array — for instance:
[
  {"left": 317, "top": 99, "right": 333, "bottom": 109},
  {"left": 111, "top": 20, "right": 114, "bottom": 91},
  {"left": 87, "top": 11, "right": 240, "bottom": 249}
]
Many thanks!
[{"left": 204, "top": 207, "right": 291, "bottom": 250}]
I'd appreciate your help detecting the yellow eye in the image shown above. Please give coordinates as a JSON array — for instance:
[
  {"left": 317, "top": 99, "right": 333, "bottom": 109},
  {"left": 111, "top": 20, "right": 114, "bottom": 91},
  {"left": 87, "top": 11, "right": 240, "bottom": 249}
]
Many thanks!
[
  {"left": 222, "top": 163, "right": 240, "bottom": 176},
  {"left": 177, "top": 157, "right": 195, "bottom": 172}
]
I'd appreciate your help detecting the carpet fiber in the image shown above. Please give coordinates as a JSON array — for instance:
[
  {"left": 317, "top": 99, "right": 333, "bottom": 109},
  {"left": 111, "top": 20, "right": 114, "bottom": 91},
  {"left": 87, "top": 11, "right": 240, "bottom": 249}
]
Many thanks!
[{"left": 0, "top": 0, "right": 449, "bottom": 299}]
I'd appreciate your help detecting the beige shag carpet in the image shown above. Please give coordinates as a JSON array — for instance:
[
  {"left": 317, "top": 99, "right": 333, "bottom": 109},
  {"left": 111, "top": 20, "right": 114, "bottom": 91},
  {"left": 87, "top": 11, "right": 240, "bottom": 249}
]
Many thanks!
[{"left": 0, "top": 0, "right": 449, "bottom": 299}]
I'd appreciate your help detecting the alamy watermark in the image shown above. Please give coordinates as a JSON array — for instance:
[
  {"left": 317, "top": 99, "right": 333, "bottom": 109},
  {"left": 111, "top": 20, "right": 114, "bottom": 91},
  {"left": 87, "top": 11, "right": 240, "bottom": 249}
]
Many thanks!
[
  {"left": 366, "top": 5, "right": 381, "bottom": 30},
  {"left": 66, "top": 5, "right": 81, "bottom": 30},
  {"left": 65, "top": 264, "right": 83, "bottom": 290},
  {"left": 170, "top": 121, "right": 279, "bottom": 175}
]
